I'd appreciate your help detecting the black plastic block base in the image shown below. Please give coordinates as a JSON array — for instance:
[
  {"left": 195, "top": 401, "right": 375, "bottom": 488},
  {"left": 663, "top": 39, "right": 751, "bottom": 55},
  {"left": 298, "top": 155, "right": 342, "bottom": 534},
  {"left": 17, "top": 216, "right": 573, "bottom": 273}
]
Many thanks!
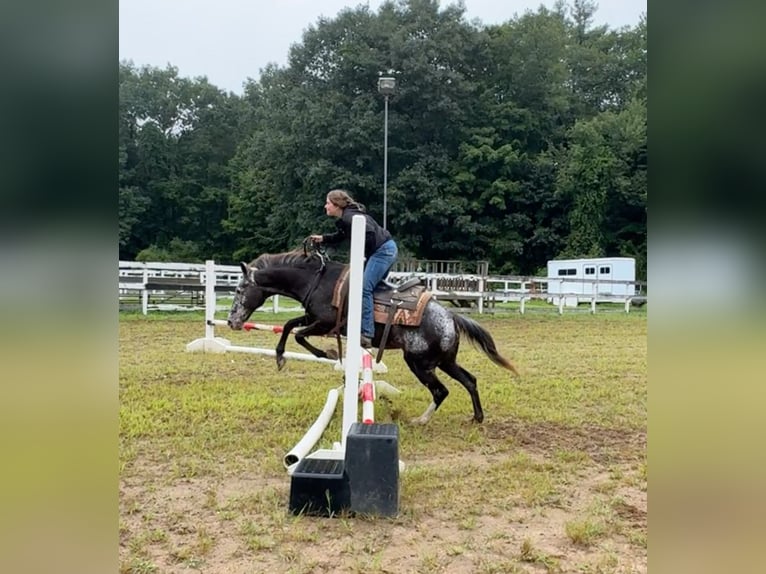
[
  {"left": 345, "top": 423, "right": 399, "bottom": 516},
  {"left": 288, "top": 457, "right": 350, "bottom": 516}
]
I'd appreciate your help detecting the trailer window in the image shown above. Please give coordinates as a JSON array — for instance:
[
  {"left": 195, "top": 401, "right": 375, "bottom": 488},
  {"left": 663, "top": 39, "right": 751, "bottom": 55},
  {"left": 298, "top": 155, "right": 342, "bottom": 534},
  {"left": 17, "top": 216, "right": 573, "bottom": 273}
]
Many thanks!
[
  {"left": 585, "top": 267, "right": 595, "bottom": 275},
  {"left": 557, "top": 268, "right": 576, "bottom": 276},
  {"left": 599, "top": 266, "right": 611, "bottom": 274}
]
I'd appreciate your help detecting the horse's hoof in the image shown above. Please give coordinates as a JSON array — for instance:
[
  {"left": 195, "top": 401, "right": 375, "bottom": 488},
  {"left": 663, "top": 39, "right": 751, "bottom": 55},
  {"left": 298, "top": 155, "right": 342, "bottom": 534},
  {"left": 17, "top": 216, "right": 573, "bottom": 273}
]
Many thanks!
[
  {"left": 409, "top": 416, "right": 429, "bottom": 425},
  {"left": 276, "top": 356, "right": 286, "bottom": 371},
  {"left": 324, "top": 348, "right": 339, "bottom": 360}
]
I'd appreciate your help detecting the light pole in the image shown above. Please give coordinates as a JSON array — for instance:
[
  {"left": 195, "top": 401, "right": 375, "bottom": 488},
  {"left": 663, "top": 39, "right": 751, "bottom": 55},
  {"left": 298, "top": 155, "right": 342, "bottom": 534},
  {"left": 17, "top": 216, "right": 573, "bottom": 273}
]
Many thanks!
[{"left": 377, "top": 76, "right": 396, "bottom": 230}]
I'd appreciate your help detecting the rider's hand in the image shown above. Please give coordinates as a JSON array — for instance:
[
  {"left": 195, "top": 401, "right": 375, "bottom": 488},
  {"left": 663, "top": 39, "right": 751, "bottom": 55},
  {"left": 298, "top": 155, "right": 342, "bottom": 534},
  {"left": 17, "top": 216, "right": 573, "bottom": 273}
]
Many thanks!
[{"left": 310, "top": 235, "right": 323, "bottom": 243}]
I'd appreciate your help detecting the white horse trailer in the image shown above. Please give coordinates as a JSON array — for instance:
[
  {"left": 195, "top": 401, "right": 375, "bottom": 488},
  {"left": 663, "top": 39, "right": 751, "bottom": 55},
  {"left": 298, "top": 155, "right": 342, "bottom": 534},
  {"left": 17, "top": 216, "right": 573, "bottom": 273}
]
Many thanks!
[{"left": 547, "top": 257, "right": 636, "bottom": 307}]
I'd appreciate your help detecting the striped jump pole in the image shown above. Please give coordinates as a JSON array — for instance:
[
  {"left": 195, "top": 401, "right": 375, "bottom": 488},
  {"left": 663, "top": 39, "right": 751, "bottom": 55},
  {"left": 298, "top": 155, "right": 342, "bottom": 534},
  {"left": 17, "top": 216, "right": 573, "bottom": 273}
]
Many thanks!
[
  {"left": 207, "top": 319, "right": 284, "bottom": 333},
  {"left": 360, "top": 352, "right": 375, "bottom": 424},
  {"left": 244, "top": 321, "right": 284, "bottom": 333}
]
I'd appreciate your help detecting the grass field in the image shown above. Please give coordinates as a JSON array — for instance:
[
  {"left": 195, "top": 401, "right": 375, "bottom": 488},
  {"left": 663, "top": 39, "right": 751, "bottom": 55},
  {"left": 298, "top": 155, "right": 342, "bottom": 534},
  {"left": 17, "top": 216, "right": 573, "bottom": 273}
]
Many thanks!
[{"left": 119, "top": 307, "right": 646, "bottom": 573}]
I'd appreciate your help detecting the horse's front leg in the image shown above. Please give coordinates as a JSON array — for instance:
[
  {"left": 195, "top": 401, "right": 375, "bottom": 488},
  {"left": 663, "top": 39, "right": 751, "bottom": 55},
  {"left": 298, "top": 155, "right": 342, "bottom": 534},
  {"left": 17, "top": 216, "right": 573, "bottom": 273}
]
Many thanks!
[
  {"left": 275, "top": 315, "right": 310, "bottom": 371},
  {"left": 293, "top": 322, "right": 337, "bottom": 360}
]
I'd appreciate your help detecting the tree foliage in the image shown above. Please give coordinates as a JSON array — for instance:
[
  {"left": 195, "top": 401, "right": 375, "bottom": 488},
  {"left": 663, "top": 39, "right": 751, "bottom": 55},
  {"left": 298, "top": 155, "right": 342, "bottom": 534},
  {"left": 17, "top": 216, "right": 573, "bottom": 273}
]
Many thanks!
[{"left": 119, "top": 0, "right": 647, "bottom": 277}]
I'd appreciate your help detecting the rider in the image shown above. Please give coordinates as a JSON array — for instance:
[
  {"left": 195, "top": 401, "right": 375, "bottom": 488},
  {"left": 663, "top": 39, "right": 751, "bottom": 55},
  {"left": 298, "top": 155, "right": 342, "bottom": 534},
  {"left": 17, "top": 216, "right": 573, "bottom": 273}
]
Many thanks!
[{"left": 310, "top": 189, "right": 398, "bottom": 348}]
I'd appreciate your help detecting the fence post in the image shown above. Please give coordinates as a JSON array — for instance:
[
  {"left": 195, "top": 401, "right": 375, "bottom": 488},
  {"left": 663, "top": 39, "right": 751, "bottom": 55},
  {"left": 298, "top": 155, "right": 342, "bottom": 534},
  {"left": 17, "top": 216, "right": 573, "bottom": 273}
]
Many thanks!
[
  {"left": 141, "top": 267, "right": 149, "bottom": 315},
  {"left": 204, "top": 260, "right": 216, "bottom": 341}
]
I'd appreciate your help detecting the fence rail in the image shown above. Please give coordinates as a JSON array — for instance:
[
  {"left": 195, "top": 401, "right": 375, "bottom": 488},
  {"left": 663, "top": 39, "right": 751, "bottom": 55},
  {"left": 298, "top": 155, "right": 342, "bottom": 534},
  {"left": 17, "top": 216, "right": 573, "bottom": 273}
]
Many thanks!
[
  {"left": 119, "top": 261, "right": 647, "bottom": 315},
  {"left": 118, "top": 261, "right": 298, "bottom": 314},
  {"left": 392, "top": 258, "right": 490, "bottom": 277}
]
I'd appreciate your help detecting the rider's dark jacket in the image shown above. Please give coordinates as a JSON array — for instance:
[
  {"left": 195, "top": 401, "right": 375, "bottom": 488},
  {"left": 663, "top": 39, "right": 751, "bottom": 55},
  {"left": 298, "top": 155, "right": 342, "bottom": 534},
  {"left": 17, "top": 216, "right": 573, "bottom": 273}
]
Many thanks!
[{"left": 321, "top": 204, "right": 392, "bottom": 259}]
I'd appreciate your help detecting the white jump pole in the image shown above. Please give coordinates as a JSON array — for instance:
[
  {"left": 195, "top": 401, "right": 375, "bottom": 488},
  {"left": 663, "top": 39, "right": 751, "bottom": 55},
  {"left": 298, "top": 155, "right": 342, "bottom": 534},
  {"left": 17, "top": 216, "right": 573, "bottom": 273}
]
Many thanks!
[
  {"left": 222, "top": 344, "right": 337, "bottom": 366},
  {"left": 341, "top": 214, "right": 366, "bottom": 448},
  {"left": 283, "top": 385, "right": 342, "bottom": 470}
]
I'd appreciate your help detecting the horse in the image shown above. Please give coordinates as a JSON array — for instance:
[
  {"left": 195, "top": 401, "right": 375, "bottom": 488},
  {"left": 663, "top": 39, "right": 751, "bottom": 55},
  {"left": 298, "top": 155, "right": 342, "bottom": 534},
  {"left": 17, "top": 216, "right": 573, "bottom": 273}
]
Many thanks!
[{"left": 226, "top": 248, "right": 519, "bottom": 424}]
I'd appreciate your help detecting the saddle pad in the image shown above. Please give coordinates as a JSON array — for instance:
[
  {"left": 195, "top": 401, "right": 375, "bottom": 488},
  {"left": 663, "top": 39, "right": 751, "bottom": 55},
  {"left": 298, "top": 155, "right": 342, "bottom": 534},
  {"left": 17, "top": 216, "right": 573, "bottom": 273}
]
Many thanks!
[
  {"left": 373, "top": 290, "right": 432, "bottom": 327},
  {"left": 332, "top": 266, "right": 350, "bottom": 309},
  {"left": 332, "top": 267, "right": 432, "bottom": 327}
]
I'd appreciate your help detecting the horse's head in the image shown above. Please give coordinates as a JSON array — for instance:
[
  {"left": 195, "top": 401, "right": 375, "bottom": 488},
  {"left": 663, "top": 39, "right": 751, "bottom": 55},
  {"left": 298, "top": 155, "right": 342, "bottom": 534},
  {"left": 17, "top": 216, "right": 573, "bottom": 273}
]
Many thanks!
[{"left": 227, "top": 262, "right": 269, "bottom": 330}]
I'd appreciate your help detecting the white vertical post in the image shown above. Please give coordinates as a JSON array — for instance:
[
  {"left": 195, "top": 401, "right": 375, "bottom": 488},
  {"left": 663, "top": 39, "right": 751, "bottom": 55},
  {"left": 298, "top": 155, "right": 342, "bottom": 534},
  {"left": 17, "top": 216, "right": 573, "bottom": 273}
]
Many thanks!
[
  {"left": 205, "top": 259, "right": 216, "bottom": 340},
  {"left": 341, "top": 215, "right": 366, "bottom": 447},
  {"left": 519, "top": 280, "right": 525, "bottom": 315},
  {"left": 141, "top": 267, "right": 148, "bottom": 315}
]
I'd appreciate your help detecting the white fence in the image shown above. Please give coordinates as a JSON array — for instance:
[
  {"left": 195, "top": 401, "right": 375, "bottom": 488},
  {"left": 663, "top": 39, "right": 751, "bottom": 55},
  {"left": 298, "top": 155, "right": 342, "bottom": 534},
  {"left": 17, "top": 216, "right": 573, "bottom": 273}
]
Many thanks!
[
  {"left": 482, "top": 276, "right": 647, "bottom": 313},
  {"left": 389, "top": 271, "right": 647, "bottom": 313},
  {"left": 119, "top": 261, "right": 647, "bottom": 315},
  {"left": 118, "top": 261, "right": 299, "bottom": 315}
]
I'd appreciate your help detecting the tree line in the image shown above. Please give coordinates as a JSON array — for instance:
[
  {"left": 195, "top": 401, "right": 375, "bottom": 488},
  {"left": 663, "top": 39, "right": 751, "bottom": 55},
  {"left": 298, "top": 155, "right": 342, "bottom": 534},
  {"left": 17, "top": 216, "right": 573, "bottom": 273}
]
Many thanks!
[{"left": 119, "top": 0, "right": 646, "bottom": 278}]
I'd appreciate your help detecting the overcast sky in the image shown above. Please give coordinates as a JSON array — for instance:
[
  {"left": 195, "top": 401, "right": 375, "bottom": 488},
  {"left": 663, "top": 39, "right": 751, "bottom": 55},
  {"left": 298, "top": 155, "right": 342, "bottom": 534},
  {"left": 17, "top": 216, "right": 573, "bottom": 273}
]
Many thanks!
[{"left": 119, "top": 0, "right": 646, "bottom": 95}]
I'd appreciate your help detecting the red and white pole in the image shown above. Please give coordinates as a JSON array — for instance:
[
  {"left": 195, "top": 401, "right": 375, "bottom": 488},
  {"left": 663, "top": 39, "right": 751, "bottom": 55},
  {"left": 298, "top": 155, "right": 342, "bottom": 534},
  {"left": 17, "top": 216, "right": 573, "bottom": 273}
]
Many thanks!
[
  {"left": 243, "top": 322, "right": 284, "bottom": 333},
  {"left": 360, "top": 352, "right": 375, "bottom": 424}
]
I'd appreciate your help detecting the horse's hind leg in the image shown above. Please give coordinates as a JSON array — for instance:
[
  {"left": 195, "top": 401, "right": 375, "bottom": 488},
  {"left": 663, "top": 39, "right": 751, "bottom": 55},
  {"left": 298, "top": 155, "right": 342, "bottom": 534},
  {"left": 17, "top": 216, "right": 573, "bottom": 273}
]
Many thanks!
[
  {"left": 403, "top": 353, "right": 449, "bottom": 425},
  {"left": 439, "top": 361, "right": 484, "bottom": 423}
]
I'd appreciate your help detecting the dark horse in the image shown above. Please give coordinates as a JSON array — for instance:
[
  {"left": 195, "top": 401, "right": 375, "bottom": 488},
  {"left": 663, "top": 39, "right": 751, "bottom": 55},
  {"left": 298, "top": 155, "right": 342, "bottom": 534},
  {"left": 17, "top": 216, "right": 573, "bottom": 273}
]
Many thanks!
[{"left": 227, "top": 249, "right": 519, "bottom": 424}]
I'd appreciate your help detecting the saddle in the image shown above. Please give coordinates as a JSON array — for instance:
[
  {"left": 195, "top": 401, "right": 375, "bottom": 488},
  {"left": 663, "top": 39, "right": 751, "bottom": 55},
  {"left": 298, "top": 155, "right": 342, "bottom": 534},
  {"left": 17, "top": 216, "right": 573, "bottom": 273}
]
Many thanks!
[{"left": 331, "top": 267, "right": 432, "bottom": 361}]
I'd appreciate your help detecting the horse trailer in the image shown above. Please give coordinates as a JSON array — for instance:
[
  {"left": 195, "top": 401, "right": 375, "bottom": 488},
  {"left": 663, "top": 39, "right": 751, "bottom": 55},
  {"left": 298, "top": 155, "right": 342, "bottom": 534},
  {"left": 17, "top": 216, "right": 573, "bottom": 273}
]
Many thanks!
[{"left": 546, "top": 257, "right": 636, "bottom": 307}]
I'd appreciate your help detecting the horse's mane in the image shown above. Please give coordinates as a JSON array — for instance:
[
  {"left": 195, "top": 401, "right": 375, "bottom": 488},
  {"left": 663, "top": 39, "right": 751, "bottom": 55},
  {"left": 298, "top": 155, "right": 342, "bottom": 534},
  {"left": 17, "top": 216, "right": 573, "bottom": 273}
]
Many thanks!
[{"left": 249, "top": 248, "right": 318, "bottom": 271}]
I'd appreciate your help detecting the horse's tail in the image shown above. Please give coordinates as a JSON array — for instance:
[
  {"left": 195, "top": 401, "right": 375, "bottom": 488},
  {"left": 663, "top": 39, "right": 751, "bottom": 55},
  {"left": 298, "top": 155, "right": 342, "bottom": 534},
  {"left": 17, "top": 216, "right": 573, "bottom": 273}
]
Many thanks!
[{"left": 453, "top": 314, "right": 519, "bottom": 377}]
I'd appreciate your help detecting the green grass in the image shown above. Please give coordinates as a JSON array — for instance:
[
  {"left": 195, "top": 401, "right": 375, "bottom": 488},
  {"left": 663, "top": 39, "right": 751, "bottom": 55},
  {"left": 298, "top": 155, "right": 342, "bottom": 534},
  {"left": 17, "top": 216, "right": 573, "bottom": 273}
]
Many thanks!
[{"left": 119, "top": 308, "right": 646, "bottom": 572}]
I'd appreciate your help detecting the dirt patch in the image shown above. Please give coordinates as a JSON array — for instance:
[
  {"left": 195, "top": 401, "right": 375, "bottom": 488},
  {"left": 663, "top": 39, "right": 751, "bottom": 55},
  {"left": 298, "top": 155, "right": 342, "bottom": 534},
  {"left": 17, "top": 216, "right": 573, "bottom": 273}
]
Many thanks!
[
  {"left": 485, "top": 419, "right": 647, "bottom": 465},
  {"left": 120, "top": 442, "right": 646, "bottom": 573}
]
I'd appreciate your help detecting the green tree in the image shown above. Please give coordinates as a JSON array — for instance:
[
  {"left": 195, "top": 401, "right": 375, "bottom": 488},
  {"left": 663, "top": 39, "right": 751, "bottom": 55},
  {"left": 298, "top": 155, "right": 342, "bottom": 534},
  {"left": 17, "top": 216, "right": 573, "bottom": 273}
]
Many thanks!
[
  {"left": 566, "top": 1, "right": 647, "bottom": 116},
  {"left": 227, "top": 0, "right": 489, "bottom": 260},
  {"left": 555, "top": 98, "right": 647, "bottom": 274},
  {"left": 452, "top": 7, "right": 571, "bottom": 273},
  {"left": 119, "top": 1, "right": 647, "bottom": 278},
  {"left": 118, "top": 61, "right": 244, "bottom": 261}
]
